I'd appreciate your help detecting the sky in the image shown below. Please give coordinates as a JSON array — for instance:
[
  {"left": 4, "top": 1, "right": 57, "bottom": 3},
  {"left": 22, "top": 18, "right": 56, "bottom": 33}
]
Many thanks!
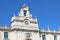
[{"left": 0, "top": 0, "right": 60, "bottom": 31}]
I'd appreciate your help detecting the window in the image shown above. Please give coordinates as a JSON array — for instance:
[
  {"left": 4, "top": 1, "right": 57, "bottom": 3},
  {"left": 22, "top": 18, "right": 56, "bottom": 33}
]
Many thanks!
[
  {"left": 42, "top": 35, "right": 46, "bottom": 40},
  {"left": 4, "top": 32, "right": 8, "bottom": 40},
  {"left": 54, "top": 35, "right": 57, "bottom": 40},
  {"left": 25, "top": 32, "right": 31, "bottom": 40},
  {"left": 25, "top": 21, "right": 29, "bottom": 25},
  {"left": 24, "top": 10, "right": 27, "bottom": 16}
]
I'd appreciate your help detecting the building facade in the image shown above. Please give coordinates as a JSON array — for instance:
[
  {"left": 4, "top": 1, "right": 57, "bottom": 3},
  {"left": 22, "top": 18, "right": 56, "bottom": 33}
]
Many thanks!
[{"left": 0, "top": 4, "right": 60, "bottom": 40}]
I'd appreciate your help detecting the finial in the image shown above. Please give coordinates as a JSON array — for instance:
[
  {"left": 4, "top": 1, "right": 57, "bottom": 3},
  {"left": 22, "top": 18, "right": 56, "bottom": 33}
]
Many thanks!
[
  {"left": 59, "top": 27, "right": 60, "bottom": 31},
  {"left": 35, "top": 16, "right": 38, "bottom": 22},
  {"left": 22, "top": 3, "right": 28, "bottom": 8},
  {"left": 24, "top": 3, "right": 26, "bottom": 6},
  {"left": 18, "top": 12, "right": 20, "bottom": 16},
  {"left": 42, "top": 27, "right": 44, "bottom": 31},
  {"left": 54, "top": 29, "right": 56, "bottom": 32},
  {"left": 58, "top": 26, "right": 60, "bottom": 32},
  {"left": 47, "top": 25, "right": 50, "bottom": 31},
  {"left": 5, "top": 24, "right": 7, "bottom": 28},
  {"left": 23, "top": 3, "right": 26, "bottom": 7}
]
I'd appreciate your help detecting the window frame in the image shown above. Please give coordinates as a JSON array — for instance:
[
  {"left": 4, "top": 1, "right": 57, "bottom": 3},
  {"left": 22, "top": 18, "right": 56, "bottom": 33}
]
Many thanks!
[
  {"left": 54, "top": 35, "right": 57, "bottom": 40},
  {"left": 24, "top": 10, "right": 27, "bottom": 16},
  {"left": 4, "top": 32, "right": 8, "bottom": 40},
  {"left": 42, "top": 35, "right": 46, "bottom": 40}
]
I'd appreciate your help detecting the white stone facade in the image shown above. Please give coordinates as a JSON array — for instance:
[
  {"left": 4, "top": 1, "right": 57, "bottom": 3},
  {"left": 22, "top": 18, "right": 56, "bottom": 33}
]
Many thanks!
[{"left": 0, "top": 3, "right": 60, "bottom": 40}]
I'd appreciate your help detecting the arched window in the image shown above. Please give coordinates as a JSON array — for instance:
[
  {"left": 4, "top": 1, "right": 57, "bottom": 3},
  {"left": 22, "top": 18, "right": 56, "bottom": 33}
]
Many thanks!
[
  {"left": 4, "top": 32, "right": 8, "bottom": 40},
  {"left": 25, "top": 32, "right": 31, "bottom": 40},
  {"left": 42, "top": 35, "right": 46, "bottom": 40},
  {"left": 54, "top": 35, "right": 57, "bottom": 40},
  {"left": 24, "top": 10, "right": 27, "bottom": 16}
]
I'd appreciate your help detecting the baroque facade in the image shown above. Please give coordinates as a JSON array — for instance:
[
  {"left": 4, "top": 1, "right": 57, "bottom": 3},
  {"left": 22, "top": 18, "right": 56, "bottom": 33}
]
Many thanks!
[{"left": 0, "top": 4, "right": 60, "bottom": 40}]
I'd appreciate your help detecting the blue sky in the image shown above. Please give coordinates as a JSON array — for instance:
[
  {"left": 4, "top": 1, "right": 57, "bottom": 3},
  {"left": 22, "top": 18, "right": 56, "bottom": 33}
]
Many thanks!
[{"left": 0, "top": 0, "right": 60, "bottom": 31}]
